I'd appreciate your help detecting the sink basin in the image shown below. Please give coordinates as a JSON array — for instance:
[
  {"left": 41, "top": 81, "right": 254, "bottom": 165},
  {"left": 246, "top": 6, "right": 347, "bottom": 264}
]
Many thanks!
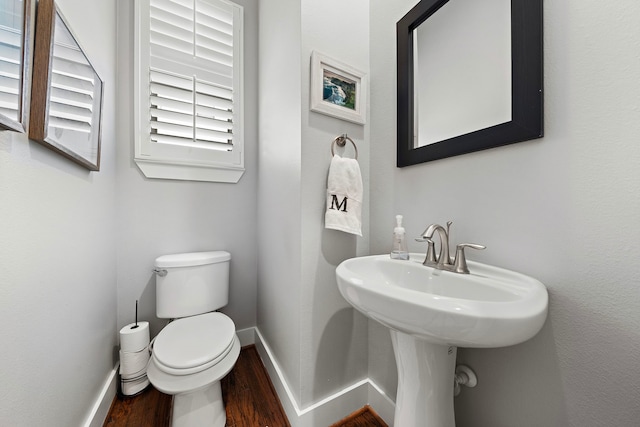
[
  {"left": 336, "top": 253, "right": 548, "bottom": 348},
  {"left": 336, "top": 253, "right": 549, "bottom": 427}
]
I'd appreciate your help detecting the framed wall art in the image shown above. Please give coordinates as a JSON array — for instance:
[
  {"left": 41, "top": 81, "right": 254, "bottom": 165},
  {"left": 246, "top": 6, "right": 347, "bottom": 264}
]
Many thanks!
[
  {"left": 310, "top": 51, "right": 367, "bottom": 125},
  {"left": 29, "top": 0, "right": 103, "bottom": 171}
]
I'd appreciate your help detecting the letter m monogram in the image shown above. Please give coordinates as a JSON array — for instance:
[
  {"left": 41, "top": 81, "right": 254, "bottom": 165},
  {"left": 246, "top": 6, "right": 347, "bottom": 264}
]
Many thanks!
[{"left": 330, "top": 194, "right": 348, "bottom": 212}]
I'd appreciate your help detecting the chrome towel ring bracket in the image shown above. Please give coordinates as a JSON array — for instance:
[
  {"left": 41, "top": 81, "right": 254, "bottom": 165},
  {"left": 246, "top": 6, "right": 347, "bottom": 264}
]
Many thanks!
[{"left": 330, "top": 134, "right": 358, "bottom": 160}]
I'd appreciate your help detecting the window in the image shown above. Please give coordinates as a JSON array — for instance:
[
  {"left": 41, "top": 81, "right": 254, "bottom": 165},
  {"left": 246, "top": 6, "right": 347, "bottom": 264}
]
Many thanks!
[{"left": 134, "top": 0, "right": 244, "bottom": 183}]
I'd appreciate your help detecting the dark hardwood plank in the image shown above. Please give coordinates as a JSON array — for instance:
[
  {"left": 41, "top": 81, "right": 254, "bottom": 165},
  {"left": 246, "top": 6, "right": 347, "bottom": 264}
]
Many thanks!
[
  {"left": 221, "top": 346, "right": 290, "bottom": 427},
  {"left": 330, "top": 405, "right": 388, "bottom": 427},
  {"left": 103, "top": 386, "right": 171, "bottom": 427}
]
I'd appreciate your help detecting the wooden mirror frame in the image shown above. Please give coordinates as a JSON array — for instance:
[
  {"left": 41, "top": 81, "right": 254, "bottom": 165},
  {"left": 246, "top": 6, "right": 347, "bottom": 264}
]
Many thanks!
[{"left": 397, "top": 0, "right": 543, "bottom": 167}]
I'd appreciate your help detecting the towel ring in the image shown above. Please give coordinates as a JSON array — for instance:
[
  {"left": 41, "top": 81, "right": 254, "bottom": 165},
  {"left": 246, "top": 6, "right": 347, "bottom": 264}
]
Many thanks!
[{"left": 330, "top": 134, "right": 358, "bottom": 160}]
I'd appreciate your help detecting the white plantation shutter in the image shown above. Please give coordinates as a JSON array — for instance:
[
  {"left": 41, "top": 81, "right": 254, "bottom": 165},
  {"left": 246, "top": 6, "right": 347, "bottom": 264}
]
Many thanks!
[
  {"left": 135, "top": 0, "right": 244, "bottom": 183},
  {"left": 149, "top": 70, "right": 233, "bottom": 150},
  {"left": 0, "top": 21, "right": 22, "bottom": 124}
]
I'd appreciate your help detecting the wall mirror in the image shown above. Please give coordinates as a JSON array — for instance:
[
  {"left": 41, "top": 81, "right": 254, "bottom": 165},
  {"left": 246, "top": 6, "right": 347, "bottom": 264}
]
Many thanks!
[
  {"left": 397, "top": 0, "right": 543, "bottom": 167},
  {"left": 30, "top": 0, "right": 103, "bottom": 171},
  {"left": 0, "top": 0, "right": 35, "bottom": 132}
]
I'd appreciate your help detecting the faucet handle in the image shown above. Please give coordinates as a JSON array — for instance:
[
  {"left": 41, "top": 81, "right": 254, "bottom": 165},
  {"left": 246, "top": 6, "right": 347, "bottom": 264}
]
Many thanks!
[
  {"left": 453, "top": 243, "right": 486, "bottom": 274},
  {"left": 415, "top": 237, "right": 437, "bottom": 266}
]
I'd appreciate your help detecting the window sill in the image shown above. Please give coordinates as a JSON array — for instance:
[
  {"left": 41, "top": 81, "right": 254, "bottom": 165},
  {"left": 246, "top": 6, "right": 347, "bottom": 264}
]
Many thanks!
[{"left": 134, "top": 157, "right": 245, "bottom": 183}]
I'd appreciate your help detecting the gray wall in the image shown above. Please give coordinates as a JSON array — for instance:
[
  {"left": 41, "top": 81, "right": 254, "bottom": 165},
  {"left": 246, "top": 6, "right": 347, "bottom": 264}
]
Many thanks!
[
  {"left": 115, "top": 0, "right": 259, "bottom": 338},
  {"left": 258, "top": 0, "right": 370, "bottom": 410},
  {"left": 370, "top": 0, "right": 640, "bottom": 426},
  {"left": 257, "top": 0, "right": 304, "bottom": 404},
  {"left": 299, "top": 0, "right": 370, "bottom": 406},
  {"left": 0, "top": 0, "right": 118, "bottom": 425}
]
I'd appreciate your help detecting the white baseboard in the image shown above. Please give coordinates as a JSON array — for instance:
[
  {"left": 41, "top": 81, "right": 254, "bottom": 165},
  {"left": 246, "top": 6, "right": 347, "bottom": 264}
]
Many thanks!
[
  {"left": 253, "top": 327, "right": 396, "bottom": 426},
  {"left": 236, "top": 326, "right": 256, "bottom": 347},
  {"left": 367, "top": 379, "right": 396, "bottom": 425},
  {"left": 82, "top": 364, "right": 119, "bottom": 427}
]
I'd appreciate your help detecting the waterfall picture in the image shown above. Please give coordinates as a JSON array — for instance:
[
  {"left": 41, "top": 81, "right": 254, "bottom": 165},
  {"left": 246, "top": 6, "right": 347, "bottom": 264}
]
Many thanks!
[{"left": 322, "top": 70, "right": 356, "bottom": 110}]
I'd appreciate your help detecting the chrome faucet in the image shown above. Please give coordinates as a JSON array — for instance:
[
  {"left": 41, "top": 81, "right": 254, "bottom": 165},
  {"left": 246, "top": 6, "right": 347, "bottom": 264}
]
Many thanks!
[
  {"left": 418, "top": 221, "right": 453, "bottom": 269},
  {"left": 416, "top": 221, "right": 485, "bottom": 274}
]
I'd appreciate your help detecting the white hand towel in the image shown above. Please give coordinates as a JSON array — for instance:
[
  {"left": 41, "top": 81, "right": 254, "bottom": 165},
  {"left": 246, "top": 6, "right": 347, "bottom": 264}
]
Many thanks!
[{"left": 325, "top": 154, "right": 363, "bottom": 236}]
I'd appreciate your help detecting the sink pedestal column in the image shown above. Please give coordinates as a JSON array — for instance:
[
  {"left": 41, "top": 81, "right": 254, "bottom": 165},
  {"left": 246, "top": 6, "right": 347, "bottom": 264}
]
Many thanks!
[{"left": 390, "top": 330, "right": 457, "bottom": 427}]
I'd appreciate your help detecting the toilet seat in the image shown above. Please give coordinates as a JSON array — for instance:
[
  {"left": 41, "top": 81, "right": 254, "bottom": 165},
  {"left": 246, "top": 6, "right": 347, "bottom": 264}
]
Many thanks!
[
  {"left": 153, "top": 312, "right": 236, "bottom": 376},
  {"left": 147, "top": 333, "right": 240, "bottom": 397}
]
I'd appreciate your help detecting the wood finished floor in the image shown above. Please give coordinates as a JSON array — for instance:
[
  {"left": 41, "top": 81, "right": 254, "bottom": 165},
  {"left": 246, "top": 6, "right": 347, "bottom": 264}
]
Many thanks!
[
  {"left": 329, "top": 406, "right": 387, "bottom": 427},
  {"left": 103, "top": 345, "right": 387, "bottom": 427}
]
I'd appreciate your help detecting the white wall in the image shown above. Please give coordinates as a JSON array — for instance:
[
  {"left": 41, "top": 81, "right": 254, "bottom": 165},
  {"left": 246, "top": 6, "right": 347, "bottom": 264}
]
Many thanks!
[
  {"left": 258, "top": 0, "right": 370, "bottom": 414},
  {"left": 370, "top": 0, "right": 640, "bottom": 426},
  {"left": 257, "top": 0, "right": 304, "bottom": 404},
  {"left": 0, "top": 0, "right": 118, "bottom": 425},
  {"left": 299, "top": 0, "right": 370, "bottom": 407},
  {"left": 115, "top": 0, "right": 259, "bottom": 338}
]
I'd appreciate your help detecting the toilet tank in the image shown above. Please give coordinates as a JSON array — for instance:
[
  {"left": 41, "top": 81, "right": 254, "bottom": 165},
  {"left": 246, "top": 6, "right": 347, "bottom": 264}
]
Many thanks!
[{"left": 154, "top": 251, "right": 230, "bottom": 319}]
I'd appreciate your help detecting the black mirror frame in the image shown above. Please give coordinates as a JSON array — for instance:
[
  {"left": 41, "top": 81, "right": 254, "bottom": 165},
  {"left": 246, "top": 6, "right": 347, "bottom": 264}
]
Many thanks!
[{"left": 397, "top": 0, "right": 543, "bottom": 167}]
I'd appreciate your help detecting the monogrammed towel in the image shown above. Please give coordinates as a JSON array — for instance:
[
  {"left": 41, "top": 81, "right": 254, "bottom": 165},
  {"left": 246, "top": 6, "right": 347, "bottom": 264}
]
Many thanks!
[{"left": 325, "top": 154, "right": 363, "bottom": 236}]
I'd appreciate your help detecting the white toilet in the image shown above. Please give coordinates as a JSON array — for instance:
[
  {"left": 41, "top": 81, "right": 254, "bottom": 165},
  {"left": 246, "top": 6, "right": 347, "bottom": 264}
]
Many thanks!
[{"left": 147, "top": 251, "right": 240, "bottom": 427}]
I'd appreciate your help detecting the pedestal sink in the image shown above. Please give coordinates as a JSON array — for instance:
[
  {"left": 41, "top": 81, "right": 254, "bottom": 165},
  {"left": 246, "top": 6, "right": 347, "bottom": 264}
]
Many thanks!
[{"left": 336, "top": 254, "right": 548, "bottom": 427}]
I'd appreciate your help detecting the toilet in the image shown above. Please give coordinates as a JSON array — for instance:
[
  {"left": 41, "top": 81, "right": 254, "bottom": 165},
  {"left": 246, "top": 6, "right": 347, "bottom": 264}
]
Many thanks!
[{"left": 147, "top": 251, "right": 240, "bottom": 427}]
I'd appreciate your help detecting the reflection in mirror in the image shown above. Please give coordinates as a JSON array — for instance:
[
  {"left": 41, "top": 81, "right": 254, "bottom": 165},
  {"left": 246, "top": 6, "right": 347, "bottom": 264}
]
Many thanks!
[
  {"left": 47, "top": 12, "right": 103, "bottom": 165},
  {"left": 0, "top": 0, "right": 34, "bottom": 132},
  {"left": 414, "top": 0, "right": 511, "bottom": 148},
  {"left": 397, "top": 0, "right": 543, "bottom": 167}
]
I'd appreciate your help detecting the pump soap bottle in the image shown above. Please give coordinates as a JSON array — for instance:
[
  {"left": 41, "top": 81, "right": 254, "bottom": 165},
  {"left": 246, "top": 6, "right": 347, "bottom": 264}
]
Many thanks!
[{"left": 390, "top": 215, "right": 409, "bottom": 260}]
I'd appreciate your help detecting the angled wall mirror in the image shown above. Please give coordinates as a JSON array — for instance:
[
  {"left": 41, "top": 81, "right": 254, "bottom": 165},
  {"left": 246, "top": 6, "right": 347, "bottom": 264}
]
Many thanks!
[
  {"left": 0, "top": 0, "right": 35, "bottom": 132},
  {"left": 30, "top": 0, "right": 103, "bottom": 171},
  {"left": 397, "top": 0, "right": 543, "bottom": 167}
]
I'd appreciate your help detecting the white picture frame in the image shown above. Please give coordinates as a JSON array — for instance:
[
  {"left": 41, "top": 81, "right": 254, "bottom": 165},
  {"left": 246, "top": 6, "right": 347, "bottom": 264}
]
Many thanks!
[{"left": 310, "top": 51, "right": 367, "bottom": 125}]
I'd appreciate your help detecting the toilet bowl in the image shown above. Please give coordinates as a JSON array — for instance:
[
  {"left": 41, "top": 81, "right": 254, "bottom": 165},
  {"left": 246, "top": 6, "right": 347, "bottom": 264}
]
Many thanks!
[
  {"left": 147, "top": 251, "right": 238, "bottom": 427},
  {"left": 147, "top": 313, "right": 240, "bottom": 427}
]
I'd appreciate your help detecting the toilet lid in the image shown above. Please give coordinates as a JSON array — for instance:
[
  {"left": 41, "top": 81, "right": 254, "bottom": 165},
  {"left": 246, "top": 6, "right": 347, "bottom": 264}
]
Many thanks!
[{"left": 153, "top": 312, "right": 236, "bottom": 370}]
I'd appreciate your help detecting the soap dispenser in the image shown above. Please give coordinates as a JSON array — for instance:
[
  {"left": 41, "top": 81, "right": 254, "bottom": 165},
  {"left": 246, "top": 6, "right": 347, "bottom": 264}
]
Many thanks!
[{"left": 391, "top": 215, "right": 409, "bottom": 260}]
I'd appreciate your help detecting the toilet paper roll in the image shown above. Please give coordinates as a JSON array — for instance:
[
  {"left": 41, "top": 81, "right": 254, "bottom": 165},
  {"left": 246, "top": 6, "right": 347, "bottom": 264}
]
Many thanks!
[
  {"left": 119, "top": 347, "right": 149, "bottom": 397},
  {"left": 119, "top": 348, "right": 150, "bottom": 376},
  {"left": 119, "top": 321, "right": 150, "bottom": 353},
  {"left": 121, "top": 375, "right": 149, "bottom": 397},
  {"left": 119, "top": 322, "right": 151, "bottom": 396}
]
